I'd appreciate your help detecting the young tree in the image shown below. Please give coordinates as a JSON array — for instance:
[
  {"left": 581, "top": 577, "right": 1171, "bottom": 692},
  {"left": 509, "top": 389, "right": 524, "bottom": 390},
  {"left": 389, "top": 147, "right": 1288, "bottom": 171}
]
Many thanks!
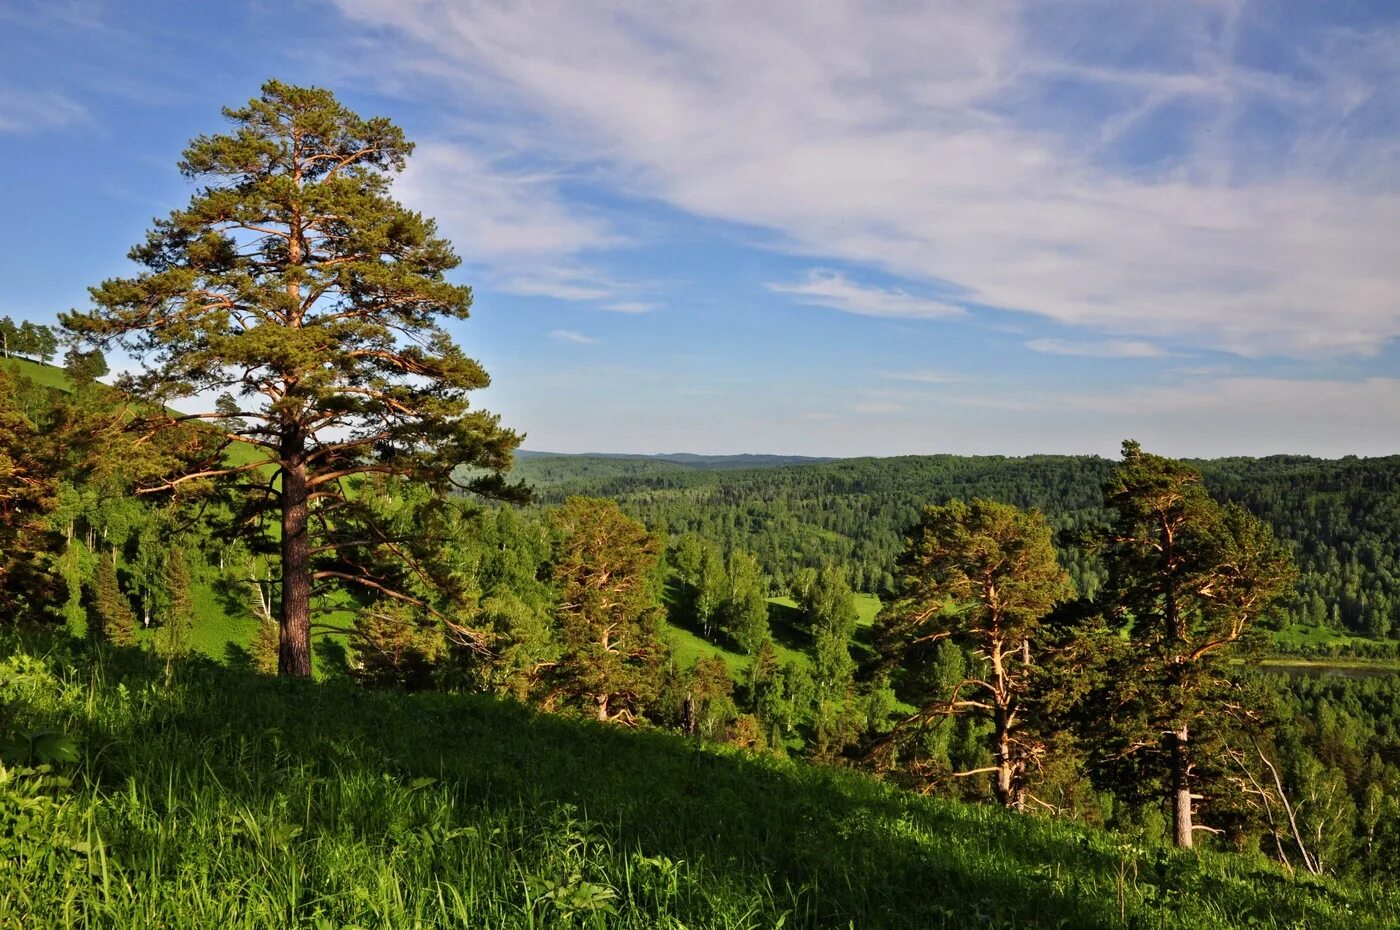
[
  {"left": 800, "top": 565, "right": 861, "bottom": 757},
  {"left": 694, "top": 543, "right": 727, "bottom": 640},
  {"left": 32, "top": 325, "right": 57, "bottom": 365},
  {"left": 155, "top": 546, "right": 196, "bottom": 677},
  {"left": 546, "top": 498, "right": 667, "bottom": 723},
  {"left": 1099, "top": 440, "right": 1295, "bottom": 848},
  {"left": 349, "top": 601, "right": 448, "bottom": 690},
  {"left": 64, "top": 347, "right": 109, "bottom": 385},
  {"left": 88, "top": 553, "right": 139, "bottom": 646},
  {"left": 722, "top": 549, "right": 771, "bottom": 654},
  {"left": 874, "top": 498, "right": 1071, "bottom": 809},
  {"left": 0, "top": 316, "right": 14, "bottom": 358},
  {"left": 64, "top": 81, "right": 524, "bottom": 676},
  {"left": 13, "top": 321, "right": 38, "bottom": 360}
]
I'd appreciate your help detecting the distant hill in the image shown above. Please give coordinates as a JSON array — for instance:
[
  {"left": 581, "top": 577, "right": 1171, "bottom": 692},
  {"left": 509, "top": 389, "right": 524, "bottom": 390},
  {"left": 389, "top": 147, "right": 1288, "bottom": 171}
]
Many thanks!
[{"left": 517, "top": 450, "right": 834, "bottom": 470}]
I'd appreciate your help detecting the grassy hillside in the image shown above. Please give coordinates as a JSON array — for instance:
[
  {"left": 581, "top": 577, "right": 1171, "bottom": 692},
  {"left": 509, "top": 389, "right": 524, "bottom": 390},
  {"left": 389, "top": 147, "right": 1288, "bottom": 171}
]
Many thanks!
[
  {"left": 4, "top": 632, "right": 1395, "bottom": 929},
  {"left": 2, "top": 354, "right": 71, "bottom": 390}
]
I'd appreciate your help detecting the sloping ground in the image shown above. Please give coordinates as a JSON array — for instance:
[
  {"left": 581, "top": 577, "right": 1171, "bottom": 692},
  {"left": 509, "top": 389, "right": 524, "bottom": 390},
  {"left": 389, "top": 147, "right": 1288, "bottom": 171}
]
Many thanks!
[
  {"left": 2, "top": 355, "right": 71, "bottom": 390},
  {"left": 3, "top": 633, "right": 1395, "bottom": 929}
]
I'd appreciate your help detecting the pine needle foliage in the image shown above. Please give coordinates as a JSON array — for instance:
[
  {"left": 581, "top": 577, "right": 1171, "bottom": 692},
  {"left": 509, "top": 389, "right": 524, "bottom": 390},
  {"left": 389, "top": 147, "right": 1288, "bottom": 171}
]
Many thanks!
[{"left": 63, "top": 81, "right": 526, "bottom": 676}]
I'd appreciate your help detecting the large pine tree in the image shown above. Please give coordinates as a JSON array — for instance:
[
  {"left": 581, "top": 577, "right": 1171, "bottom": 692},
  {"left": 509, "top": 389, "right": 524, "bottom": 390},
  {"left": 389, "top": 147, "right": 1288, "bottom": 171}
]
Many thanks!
[
  {"left": 1099, "top": 441, "right": 1295, "bottom": 847},
  {"left": 874, "top": 498, "right": 1071, "bottom": 809},
  {"left": 64, "top": 81, "right": 524, "bottom": 676}
]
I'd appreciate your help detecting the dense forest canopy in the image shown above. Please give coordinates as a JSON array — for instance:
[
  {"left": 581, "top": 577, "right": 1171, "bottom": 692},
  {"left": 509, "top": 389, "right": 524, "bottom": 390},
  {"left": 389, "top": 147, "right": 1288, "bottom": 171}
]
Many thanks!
[{"left": 512, "top": 451, "right": 1400, "bottom": 638}]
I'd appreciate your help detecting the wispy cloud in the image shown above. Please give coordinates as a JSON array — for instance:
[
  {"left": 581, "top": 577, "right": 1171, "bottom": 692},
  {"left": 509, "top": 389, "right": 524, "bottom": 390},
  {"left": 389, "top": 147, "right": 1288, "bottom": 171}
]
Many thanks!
[
  {"left": 335, "top": 0, "right": 1400, "bottom": 357},
  {"left": 1026, "top": 338, "right": 1167, "bottom": 359},
  {"left": 852, "top": 402, "right": 905, "bottom": 414},
  {"left": 768, "top": 270, "right": 964, "bottom": 320},
  {"left": 602, "top": 301, "right": 657, "bottom": 314},
  {"left": 549, "top": 329, "right": 598, "bottom": 345},
  {"left": 879, "top": 369, "right": 966, "bottom": 384},
  {"left": 0, "top": 87, "right": 87, "bottom": 133},
  {"left": 392, "top": 142, "right": 631, "bottom": 304}
]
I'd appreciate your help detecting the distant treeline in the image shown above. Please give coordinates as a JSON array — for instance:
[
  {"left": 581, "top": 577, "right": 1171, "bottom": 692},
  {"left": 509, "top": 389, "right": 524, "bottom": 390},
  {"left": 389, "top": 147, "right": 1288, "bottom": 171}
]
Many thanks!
[{"left": 512, "top": 452, "right": 1400, "bottom": 638}]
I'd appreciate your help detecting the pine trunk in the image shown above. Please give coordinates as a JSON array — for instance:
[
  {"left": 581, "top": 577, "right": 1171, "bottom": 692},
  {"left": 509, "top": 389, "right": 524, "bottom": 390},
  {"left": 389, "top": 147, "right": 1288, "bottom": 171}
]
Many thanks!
[
  {"left": 278, "top": 448, "right": 313, "bottom": 678},
  {"left": 1172, "top": 722, "right": 1194, "bottom": 848},
  {"left": 995, "top": 714, "right": 1016, "bottom": 808}
]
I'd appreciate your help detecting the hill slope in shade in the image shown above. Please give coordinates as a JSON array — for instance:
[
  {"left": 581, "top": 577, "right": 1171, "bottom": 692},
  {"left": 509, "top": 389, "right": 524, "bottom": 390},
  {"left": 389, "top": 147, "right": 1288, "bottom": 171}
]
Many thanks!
[{"left": 3, "top": 633, "right": 1394, "bottom": 929}]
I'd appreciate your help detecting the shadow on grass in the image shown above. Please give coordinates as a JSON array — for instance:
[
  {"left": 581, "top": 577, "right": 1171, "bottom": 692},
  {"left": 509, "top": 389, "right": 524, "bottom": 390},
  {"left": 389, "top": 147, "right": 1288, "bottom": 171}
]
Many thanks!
[{"left": 7, "top": 634, "right": 1361, "bottom": 930}]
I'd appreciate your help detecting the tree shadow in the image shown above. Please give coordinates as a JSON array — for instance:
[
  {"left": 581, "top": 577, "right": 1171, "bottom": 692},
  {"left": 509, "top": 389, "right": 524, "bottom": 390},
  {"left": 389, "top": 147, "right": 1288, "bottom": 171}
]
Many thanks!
[
  {"left": 766, "top": 599, "right": 813, "bottom": 656},
  {"left": 24, "top": 638, "right": 1356, "bottom": 930}
]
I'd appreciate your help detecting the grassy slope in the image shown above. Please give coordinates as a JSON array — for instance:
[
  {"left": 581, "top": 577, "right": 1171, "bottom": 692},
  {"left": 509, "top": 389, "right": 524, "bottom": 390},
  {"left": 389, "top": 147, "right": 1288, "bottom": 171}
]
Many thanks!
[
  {"left": 3, "top": 355, "right": 71, "bottom": 389},
  {"left": 4, "top": 634, "right": 1395, "bottom": 930}
]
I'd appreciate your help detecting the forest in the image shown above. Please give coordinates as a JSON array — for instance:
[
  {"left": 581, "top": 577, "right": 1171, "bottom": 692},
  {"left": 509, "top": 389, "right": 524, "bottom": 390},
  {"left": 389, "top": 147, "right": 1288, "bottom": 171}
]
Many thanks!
[
  {"left": 4, "top": 82, "right": 1400, "bottom": 928},
  {"left": 515, "top": 450, "right": 1400, "bottom": 642}
]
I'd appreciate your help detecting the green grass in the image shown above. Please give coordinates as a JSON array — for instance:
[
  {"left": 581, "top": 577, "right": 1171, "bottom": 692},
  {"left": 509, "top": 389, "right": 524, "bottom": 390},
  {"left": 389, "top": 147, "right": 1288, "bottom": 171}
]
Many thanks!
[
  {"left": 3, "top": 633, "right": 1396, "bottom": 929},
  {"left": 1271, "top": 623, "right": 1364, "bottom": 650},
  {"left": 3, "top": 355, "right": 72, "bottom": 390}
]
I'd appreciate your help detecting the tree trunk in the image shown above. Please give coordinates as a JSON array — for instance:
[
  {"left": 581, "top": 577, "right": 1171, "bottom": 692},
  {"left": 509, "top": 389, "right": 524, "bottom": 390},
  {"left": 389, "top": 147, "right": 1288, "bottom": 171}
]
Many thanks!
[
  {"left": 682, "top": 693, "right": 696, "bottom": 736},
  {"left": 595, "top": 692, "right": 610, "bottom": 722},
  {"left": 1172, "top": 722, "right": 1194, "bottom": 848},
  {"left": 278, "top": 449, "right": 313, "bottom": 677},
  {"left": 994, "top": 709, "right": 1015, "bottom": 808}
]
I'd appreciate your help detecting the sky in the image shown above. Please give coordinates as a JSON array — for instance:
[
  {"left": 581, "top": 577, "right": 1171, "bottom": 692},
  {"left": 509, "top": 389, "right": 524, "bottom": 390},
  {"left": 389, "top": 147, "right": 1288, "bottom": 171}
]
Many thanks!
[{"left": 1, "top": 0, "right": 1398, "bottom": 459}]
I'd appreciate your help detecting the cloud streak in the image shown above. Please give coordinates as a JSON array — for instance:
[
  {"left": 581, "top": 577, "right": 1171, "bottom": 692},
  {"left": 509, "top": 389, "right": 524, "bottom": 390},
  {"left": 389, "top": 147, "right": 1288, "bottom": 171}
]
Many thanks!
[
  {"left": 549, "top": 329, "right": 598, "bottom": 345},
  {"left": 1026, "top": 338, "right": 1167, "bottom": 358},
  {"left": 336, "top": 0, "right": 1400, "bottom": 358},
  {"left": 0, "top": 87, "right": 87, "bottom": 133},
  {"left": 768, "top": 270, "right": 964, "bottom": 320}
]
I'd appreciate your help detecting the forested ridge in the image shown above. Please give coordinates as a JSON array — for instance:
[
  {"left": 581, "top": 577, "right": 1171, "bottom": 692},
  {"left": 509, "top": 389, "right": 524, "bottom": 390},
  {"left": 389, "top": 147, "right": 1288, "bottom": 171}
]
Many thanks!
[
  {"left": 515, "top": 451, "right": 1400, "bottom": 639},
  {"left": 5, "top": 82, "right": 1400, "bottom": 929}
]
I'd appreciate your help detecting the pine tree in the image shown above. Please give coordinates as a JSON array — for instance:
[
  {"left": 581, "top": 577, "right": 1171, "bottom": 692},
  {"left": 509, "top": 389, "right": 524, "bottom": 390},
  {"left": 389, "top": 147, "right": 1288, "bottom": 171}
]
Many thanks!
[
  {"left": 1099, "top": 440, "right": 1295, "bottom": 848},
  {"left": 155, "top": 546, "right": 195, "bottom": 675},
  {"left": 874, "top": 499, "right": 1071, "bottom": 808},
  {"left": 64, "top": 81, "right": 525, "bottom": 676},
  {"left": 0, "top": 367, "right": 64, "bottom": 622},
  {"left": 546, "top": 498, "right": 667, "bottom": 724},
  {"left": 89, "top": 554, "right": 138, "bottom": 646}
]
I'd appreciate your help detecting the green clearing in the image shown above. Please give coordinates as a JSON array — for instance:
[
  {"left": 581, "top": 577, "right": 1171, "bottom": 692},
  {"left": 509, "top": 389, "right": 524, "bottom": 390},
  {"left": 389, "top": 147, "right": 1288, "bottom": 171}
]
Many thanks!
[
  {"left": 1271, "top": 622, "right": 1365, "bottom": 650},
  {"left": 4, "top": 633, "right": 1394, "bottom": 930}
]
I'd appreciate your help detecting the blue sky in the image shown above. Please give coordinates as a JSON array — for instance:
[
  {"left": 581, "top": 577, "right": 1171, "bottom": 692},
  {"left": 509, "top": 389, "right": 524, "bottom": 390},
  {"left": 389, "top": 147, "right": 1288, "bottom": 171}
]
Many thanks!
[{"left": 2, "top": 0, "right": 1398, "bottom": 457}]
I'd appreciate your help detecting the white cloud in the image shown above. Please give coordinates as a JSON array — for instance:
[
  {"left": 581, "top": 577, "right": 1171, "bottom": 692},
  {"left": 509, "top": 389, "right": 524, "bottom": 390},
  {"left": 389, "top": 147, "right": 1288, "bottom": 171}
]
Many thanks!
[
  {"left": 335, "top": 0, "right": 1400, "bottom": 357},
  {"left": 602, "top": 301, "right": 657, "bottom": 314},
  {"left": 392, "top": 142, "right": 629, "bottom": 304},
  {"left": 1026, "top": 338, "right": 1167, "bottom": 358},
  {"left": 549, "top": 329, "right": 597, "bottom": 345},
  {"left": 768, "top": 270, "right": 964, "bottom": 320},
  {"left": 852, "top": 402, "right": 905, "bottom": 414}
]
